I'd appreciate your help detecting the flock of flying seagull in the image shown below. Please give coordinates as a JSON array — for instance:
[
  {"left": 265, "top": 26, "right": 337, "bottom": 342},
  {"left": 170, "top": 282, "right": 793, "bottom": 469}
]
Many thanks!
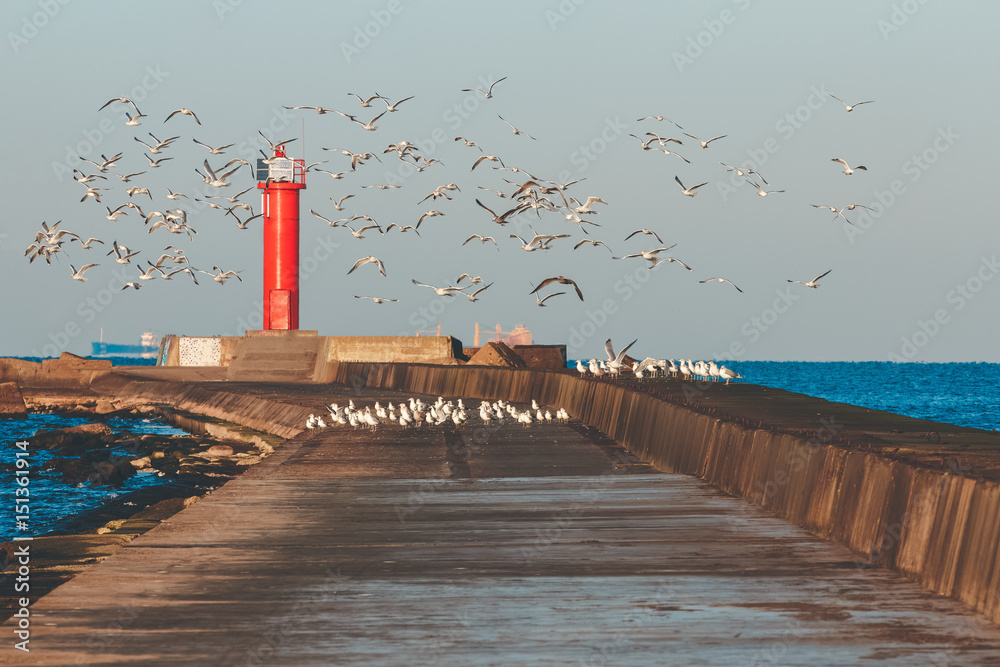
[
  {"left": 305, "top": 395, "right": 570, "bottom": 431},
  {"left": 26, "top": 82, "right": 872, "bottom": 369},
  {"left": 25, "top": 98, "right": 254, "bottom": 289}
]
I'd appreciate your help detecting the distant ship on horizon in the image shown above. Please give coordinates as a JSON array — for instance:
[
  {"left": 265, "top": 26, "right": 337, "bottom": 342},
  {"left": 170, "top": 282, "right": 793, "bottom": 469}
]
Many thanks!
[{"left": 91, "top": 331, "right": 160, "bottom": 359}]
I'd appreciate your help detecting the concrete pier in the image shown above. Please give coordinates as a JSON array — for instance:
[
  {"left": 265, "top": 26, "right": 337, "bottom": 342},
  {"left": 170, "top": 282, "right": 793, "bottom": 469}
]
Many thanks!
[{"left": 4, "top": 374, "right": 1000, "bottom": 664}]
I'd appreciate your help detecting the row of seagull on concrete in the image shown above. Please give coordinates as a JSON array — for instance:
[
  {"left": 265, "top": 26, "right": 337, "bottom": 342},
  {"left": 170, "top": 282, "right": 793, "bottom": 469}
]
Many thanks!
[
  {"left": 305, "top": 397, "right": 570, "bottom": 431},
  {"left": 577, "top": 356, "right": 743, "bottom": 384},
  {"left": 572, "top": 337, "right": 744, "bottom": 383}
]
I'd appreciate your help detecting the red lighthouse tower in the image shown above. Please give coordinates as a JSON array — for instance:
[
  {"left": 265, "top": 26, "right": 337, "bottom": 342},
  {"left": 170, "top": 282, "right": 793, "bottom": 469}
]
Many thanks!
[{"left": 256, "top": 146, "right": 305, "bottom": 330}]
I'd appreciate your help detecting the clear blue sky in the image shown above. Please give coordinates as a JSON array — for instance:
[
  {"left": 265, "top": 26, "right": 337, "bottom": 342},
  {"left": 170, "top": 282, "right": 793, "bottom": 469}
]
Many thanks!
[{"left": 2, "top": 0, "right": 998, "bottom": 362}]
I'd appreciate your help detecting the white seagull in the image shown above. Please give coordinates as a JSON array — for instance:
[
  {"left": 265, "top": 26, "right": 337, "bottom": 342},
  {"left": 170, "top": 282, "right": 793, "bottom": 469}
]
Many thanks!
[
  {"left": 675, "top": 175, "right": 707, "bottom": 197},
  {"left": 605, "top": 338, "right": 638, "bottom": 376},
  {"left": 69, "top": 264, "right": 99, "bottom": 282},
  {"left": 637, "top": 115, "right": 684, "bottom": 129},
  {"left": 683, "top": 132, "right": 727, "bottom": 149},
  {"left": 199, "top": 266, "right": 243, "bottom": 285},
  {"left": 570, "top": 196, "right": 608, "bottom": 214},
  {"left": 105, "top": 204, "right": 129, "bottom": 221},
  {"left": 196, "top": 159, "right": 241, "bottom": 188},
  {"left": 463, "top": 234, "right": 499, "bottom": 249},
  {"left": 355, "top": 295, "right": 398, "bottom": 304},
  {"left": 624, "top": 229, "right": 663, "bottom": 243},
  {"left": 99, "top": 97, "right": 142, "bottom": 114},
  {"left": 462, "top": 76, "right": 507, "bottom": 99},
  {"left": 464, "top": 282, "right": 494, "bottom": 302},
  {"left": 349, "top": 111, "right": 388, "bottom": 132},
  {"left": 347, "top": 93, "right": 384, "bottom": 108},
  {"left": 330, "top": 194, "right": 355, "bottom": 211},
  {"left": 347, "top": 256, "right": 387, "bottom": 277},
  {"left": 612, "top": 246, "right": 679, "bottom": 266},
  {"left": 830, "top": 95, "right": 874, "bottom": 112},
  {"left": 699, "top": 277, "right": 743, "bottom": 293},
  {"left": 411, "top": 279, "right": 468, "bottom": 297},
  {"left": 535, "top": 291, "right": 565, "bottom": 307},
  {"left": 193, "top": 138, "right": 235, "bottom": 154},
  {"left": 498, "top": 115, "right": 537, "bottom": 140},
  {"left": 745, "top": 178, "right": 784, "bottom": 197},
  {"left": 788, "top": 269, "right": 832, "bottom": 289},
  {"left": 574, "top": 238, "right": 612, "bottom": 252},
  {"left": 164, "top": 108, "right": 202, "bottom": 125},
  {"left": 831, "top": 158, "right": 867, "bottom": 175}
]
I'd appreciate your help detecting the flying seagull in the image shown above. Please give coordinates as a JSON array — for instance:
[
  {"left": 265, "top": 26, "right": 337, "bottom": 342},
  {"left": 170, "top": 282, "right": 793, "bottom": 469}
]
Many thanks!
[
  {"left": 349, "top": 110, "right": 388, "bottom": 132},
  {"left": 535, "top": 291, "right": 565, "bottom": 307},
  {"left": 675, "top": 175, "right": 708, "bottom": 197},
  {"left": 831, "top": 158, "right": 867, "bottom": 175},
  {"left": 464, "top": 282, "right": 494, "bottom": 302},
  {"left": 472, "top": 154, "right": 505, "bottom": 171},
  {"left": 830, "top": 95, "right": 874, "bottom": 112},
  {"left": 788, "top": 269, "right": 832, "bottom": 289},
  {"left": 378, "top": 94, "right": 414, "bottom": 112},
  {"left": 258, "top": 130, "right": 298, "bottom": 152},
  {"left": 193, "top": 138, "right": 235, "bottom": 154},
  {"left": 498, "top": 115, "right": 537, "bottom": 140},
  {"left": 624, "top": 229, "right": 663, "bottom": 243},
  {"left": 347, "top": 256, "right": 387, "bottom": 277},
  {"left": 574, "top": 238, "right": 612, "bottom": 252},
  {"left": 699, "top": 277, "right": 743, "bottom": 293},
  {"left": 347, "top": 92, "right": 384, "bottom": 108},
  {"left": 637, "top": 115, "right": 684, "bottom": 129},
  {"left": 69, "top": 264, "right": 99, "bottom": 282},
  {"left": 164, "top": 108, "right": 202, "bottom": 125},
  {"left": 683, "top": 132, "right": 727, "bottom": 149},
  {"left": 463, "top": 234, "right": 499, "bottom": 250},
  {"left": 475, "top": 198, "right": 524, "bottom": 226},
  {"left": 462, "top": 76, "right": 507, "bottom": 99},
  {"left": 411, "top": 279, "right": 468, "bottom": 297},
  {"left": 355, "top": 295, "right": 398, "bottom": 304},
  {"left": 330, "top": 194, "right": 355, "bottom": 211},
  {"left": 530, "top": 276, "right": 584, "bottom": 301},
  {"left": 612, "top": 246, "right": 679, "bottom": 266},
  {"left": 283, "top": 105, "right": 347, "bottom": 115},
  {"left": 100, "top": 97, "right": 142, "bottom": 114},
  {"left": 745, "top": 178, "right": 784, "bottom": 197}
]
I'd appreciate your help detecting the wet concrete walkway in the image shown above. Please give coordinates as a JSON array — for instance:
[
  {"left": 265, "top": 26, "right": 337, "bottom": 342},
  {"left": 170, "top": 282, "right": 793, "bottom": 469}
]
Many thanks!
[{"left": 5, "top": 388, "right": 1000, "bottom": 665}]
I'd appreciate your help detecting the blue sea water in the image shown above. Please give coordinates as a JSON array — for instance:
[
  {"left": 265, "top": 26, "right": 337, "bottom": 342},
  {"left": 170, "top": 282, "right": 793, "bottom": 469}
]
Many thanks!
[
  {"left": 568, "top": 361, "right": 1000, "bottom": 432},
  {"left": 1, "top": 414, "right": 189, "bottom": 537},
  {"left": 733, "top": 362, "right": 999, "bottom": 432}
]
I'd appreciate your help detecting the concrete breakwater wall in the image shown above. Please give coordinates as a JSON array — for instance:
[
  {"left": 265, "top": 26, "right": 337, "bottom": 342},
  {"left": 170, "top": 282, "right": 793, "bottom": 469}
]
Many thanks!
[
  {"left": 89, "top": 374, "right": 311, "bottom": 440},
  {"left": 327, "top": 361, "right": 1000, "bottom": 626}
]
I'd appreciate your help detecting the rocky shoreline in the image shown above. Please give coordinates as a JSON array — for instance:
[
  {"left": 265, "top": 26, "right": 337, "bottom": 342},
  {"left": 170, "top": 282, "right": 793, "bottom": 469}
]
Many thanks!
[{"left": 0, "top": 406, "right": 283, "bottom": 623}]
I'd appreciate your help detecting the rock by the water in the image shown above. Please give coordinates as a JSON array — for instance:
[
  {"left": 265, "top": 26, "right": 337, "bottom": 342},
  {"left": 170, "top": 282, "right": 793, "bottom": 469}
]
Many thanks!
[
  {"left": 46, "top": 455, "right": 136, "bottom": 486},
  {"left": 0, "top": 381, "right": 27, "bottom": 417}
]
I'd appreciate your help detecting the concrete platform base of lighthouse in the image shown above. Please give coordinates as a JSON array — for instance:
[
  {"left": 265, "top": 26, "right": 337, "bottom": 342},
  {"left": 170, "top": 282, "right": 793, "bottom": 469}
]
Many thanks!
[{"left": 155, "top": 332, "right": 469, "bottom": 381}]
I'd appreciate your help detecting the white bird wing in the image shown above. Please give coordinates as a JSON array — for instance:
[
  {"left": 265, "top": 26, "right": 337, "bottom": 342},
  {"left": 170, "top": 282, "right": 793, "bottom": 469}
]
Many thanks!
[
  {"left": 616, "top": 339, "right": 638, "bottom": 363},
  {"left": 348, "top": 257, "right": 373, "bottom": 274},
  {"left": 812, "top": 269, "right": 833, "bottom": 283},
  {"left": 202, "top": 160, "right": 219, "bottom": 181}
]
